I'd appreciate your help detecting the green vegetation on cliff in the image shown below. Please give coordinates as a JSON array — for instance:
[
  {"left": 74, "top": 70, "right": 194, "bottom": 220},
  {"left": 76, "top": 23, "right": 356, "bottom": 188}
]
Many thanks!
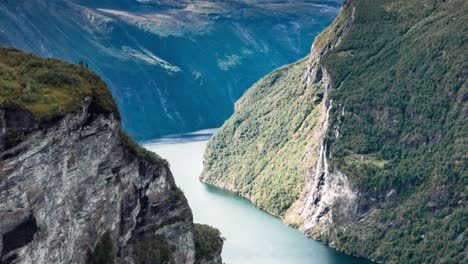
[
  {"left": 0, "top": 46, "right": 117, "bottom": 119},
  {"left": 0, "top": 46, "right": 168, "bottom": 169},
  {"left": 89, "top": 232, "right": 114, "bottom": 264},
  {"left": 133, "top": 236, "right": 176, "bottom": 264},
  {"left": 323, "top": 0, "right": 467, "bottom": 262},
  {"left": 202, "top": 0, "right": 467, "bottom": 263},
  {"left": 120, "top": 130, "right": 169, "bottom": 167},
  {"left": 326, "top": 0, "right": 467, "bottom": 194},
  {"left": 202, "top": 59, "right": 324, "bottom": 216},
  {"left": 194, "top": 224, "right": 224, "bottom": 263}
]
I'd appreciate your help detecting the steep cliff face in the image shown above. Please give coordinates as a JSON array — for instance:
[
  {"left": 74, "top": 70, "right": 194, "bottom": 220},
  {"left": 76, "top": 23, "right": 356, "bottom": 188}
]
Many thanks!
[
  {"left": 291, "top": 0, "right": 358, "bottom": 241},
  {"left": 202, "top": 0, "right": 467, "bottom": 263},
  {"left": 201, "top": 0, "right": 354, "bottom": 221},
  {"left": 0, "top": 47, "right": 222, "bottom": 264}
]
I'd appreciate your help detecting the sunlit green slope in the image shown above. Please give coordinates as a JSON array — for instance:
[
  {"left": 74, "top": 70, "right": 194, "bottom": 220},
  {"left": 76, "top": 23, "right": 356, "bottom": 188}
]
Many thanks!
[{"left": 202, "top": 0, "right": 467, "bottom": 262}]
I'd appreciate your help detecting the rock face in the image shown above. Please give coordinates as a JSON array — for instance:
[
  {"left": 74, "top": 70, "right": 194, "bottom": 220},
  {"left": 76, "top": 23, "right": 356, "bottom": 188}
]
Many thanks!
[
  {"left": 294, "top": 0, "right": 357, "bottom": 240},
  {"left": 0, "top": 48, "right": 222, "bottom": 264},
  {"left": 202, "top": 0, "right": 467, "bottom": 263},
  {"left": 0, "top": 95, "right": 195, "bottom": 264},
  {"left": 196, "top": 256, "right": 222, "bottom": 264}
]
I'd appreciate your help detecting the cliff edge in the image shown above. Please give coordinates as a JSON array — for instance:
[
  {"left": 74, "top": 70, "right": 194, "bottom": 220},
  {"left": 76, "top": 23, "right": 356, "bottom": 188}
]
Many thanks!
[{"left": 0, "top": 47, "right": 222, "bottom": 264}]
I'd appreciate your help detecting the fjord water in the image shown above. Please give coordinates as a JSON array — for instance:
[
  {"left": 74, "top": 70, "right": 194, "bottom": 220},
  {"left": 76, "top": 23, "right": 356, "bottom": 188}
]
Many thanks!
[{"left": 143, "top": 130, "right": 372, "bottom": 264}]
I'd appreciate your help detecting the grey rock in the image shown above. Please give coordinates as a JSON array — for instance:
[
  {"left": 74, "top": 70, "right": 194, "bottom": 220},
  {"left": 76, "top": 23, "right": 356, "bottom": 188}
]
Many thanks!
[
  {"left": 0, "top": 98, "right": 200, "bottom": 263},
  {"left": 291, "top": 0, "right": 359, "bottom": 240}
]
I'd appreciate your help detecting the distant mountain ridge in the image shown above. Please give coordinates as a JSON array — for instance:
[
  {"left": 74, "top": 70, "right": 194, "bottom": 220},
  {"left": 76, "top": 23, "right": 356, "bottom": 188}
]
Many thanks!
[{"left": 0, "top": 0, "right": 341, "bottom": 139}]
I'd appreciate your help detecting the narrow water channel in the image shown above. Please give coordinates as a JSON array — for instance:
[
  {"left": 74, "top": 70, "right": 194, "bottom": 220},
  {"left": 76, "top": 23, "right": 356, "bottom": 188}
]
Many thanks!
[{"left": 143, "top": 129, "right": 372, "bottom": 264}]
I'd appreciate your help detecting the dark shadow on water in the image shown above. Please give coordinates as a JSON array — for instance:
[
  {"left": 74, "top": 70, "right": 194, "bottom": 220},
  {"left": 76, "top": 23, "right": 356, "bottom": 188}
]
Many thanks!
[
  {"left": 200, "top": 182, "right": 374, "bottom": 264},
  {"left": 201, "top": 182, "right": 280, "bottom": 217}
]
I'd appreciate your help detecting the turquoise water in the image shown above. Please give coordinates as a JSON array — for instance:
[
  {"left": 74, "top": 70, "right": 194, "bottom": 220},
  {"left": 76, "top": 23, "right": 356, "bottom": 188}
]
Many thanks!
[{"left": 143, "top": 130, "right": 372, "bottom": 264}]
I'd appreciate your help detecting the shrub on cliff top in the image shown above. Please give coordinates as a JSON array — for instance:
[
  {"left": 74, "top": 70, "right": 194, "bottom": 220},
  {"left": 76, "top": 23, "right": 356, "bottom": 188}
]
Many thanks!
[
  {"left": 119, "top": 129, "right": 169, "bottom": 167},
  {"left": 194, "top": 224, "right": 224, "bottom": 263}
]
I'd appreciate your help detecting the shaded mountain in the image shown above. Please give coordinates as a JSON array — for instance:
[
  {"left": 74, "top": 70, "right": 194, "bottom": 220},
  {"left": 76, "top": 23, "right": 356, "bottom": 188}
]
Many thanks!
[{"left": 0, "top": 0, "right": 342, "bottom": 139}]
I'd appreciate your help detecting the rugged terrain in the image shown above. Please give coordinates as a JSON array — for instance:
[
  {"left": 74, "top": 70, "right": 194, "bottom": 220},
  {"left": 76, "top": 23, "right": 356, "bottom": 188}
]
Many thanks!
[
  {"left": 0, "top": 47, "right": 222, "bottom": 264},
  {"left": 0, "top": 0, "right": 341, "bottom": 139},
  {"left": 202, "top": 0, "right": 467, "bottom": 263}
]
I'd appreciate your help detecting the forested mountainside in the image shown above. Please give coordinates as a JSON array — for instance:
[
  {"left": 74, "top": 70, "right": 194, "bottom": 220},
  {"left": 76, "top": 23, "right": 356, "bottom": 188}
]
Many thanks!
[
  {"left": 202, "top": 0, "right": 467, "bottom": 262},
  {"left": 0, "top": 0, "right": 341, "bottom": 139},
  {"left": 0, "top": 47, "right": 223, "bottom": 264}
]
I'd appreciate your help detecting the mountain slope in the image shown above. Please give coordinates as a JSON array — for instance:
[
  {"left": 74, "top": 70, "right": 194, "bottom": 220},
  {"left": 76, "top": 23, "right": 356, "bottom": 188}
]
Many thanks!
[
  {"left": 0, "top": 0, "right": 341, "bottom": 139},
  {"left": 201, "top": 0, "right": 467, "bottom": 262},
  {"left": 0, "top": 47, "right": 223, "bottom": 264}
]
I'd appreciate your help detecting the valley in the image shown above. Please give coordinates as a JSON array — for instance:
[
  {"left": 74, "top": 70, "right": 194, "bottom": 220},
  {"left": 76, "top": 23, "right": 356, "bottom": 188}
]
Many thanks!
[
  {"left": 0, "top": 0, "right": 466, "bottom": 263},
  {"left": 144, "top": 130, "right": 372, "bottom": 264},
  {"left": 0, "top": 0, "right": 342, "bottom": 139}
]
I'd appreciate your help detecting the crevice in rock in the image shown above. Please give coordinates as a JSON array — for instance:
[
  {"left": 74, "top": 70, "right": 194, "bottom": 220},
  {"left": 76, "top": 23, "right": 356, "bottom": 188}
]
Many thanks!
[{"left": 1, "top": 214, "right": 38, "bottom": 260}]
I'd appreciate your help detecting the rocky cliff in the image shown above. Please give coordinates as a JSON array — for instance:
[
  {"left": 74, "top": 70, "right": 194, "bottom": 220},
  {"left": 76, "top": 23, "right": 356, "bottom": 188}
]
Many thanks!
[
  {"left": 202, "top": 0, "right": 467, "bottom": 263},
  {"left": 0, "top": 47, "right": 222, "bottom": 264}
]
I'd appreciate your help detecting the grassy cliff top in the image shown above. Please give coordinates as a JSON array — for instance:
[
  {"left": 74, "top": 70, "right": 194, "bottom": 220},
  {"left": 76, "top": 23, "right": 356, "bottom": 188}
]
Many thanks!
[
  {"left": 0, "top": 47, "right": 169, "bottom": 167},
  {"left": 0, "top": 46, "right": 118, "bottom": 119},
  {"left": 194, "top": 224, "right": 224, "bottom": 262}
]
